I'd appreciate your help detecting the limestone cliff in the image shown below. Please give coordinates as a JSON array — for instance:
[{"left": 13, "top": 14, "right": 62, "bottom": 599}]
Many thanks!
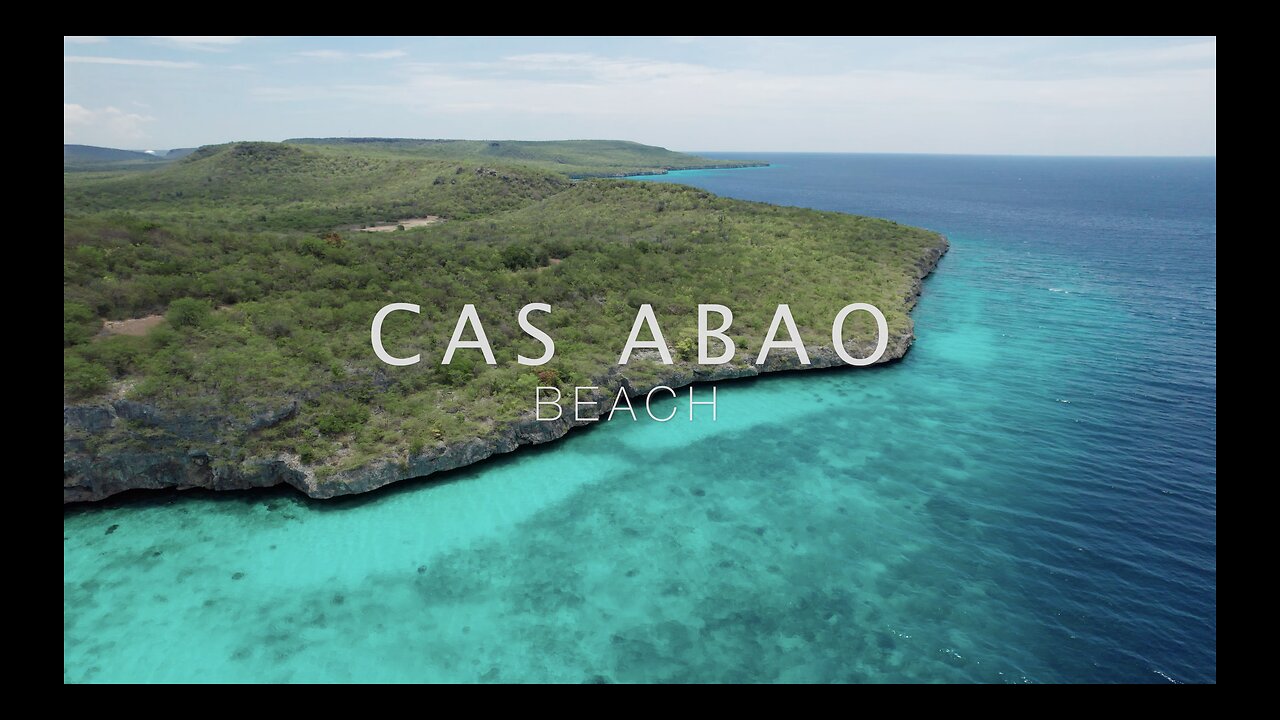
[{"left": 63, "top": 237, "right": 948, "bottom": 503}]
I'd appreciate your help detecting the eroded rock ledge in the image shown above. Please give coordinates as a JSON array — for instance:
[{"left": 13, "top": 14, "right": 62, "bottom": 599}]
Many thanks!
[{"left": 63, "top": 236, "right": 948, "bottom": 503}]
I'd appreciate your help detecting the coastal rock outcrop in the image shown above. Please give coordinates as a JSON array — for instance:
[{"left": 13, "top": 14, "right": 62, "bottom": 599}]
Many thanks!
[{"left": 63, "top": 235, "right": 948, "bottom": 503}]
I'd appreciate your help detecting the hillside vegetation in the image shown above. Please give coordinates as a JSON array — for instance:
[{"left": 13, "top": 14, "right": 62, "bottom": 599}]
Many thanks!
[
  {"left": 64, "top": 139, "right": 942, "bottom": 491},
  {"left": 287, "top": 138, "right": 766, "bottom": 178},
  {"left": 64, "top": 142, "right": 568, "bottom": 231}
]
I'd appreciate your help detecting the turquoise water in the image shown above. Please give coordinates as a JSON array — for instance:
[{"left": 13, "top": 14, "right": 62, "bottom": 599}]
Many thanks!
[{"left": 64, "top": 154, "right": 1216, "bottom": 683}]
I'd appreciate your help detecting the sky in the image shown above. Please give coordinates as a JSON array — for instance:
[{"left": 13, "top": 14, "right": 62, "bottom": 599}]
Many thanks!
[{"left": 63, "top": 36, "right": 1216, "bottom": 156}]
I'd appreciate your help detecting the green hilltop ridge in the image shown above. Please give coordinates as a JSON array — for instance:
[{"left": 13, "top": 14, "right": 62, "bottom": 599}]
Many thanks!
[
  {"left": 286, "top": 138, "right": 769, "bottom": 178},
  {"left": 65, "top": 141, "right": 570, "bottom": 230},
  {"left": 63, "top": 139, "right": 947, "bottom": 502}
]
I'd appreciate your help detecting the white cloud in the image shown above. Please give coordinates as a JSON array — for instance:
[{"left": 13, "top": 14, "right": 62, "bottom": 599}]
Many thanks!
[
  {"left": 1070, "top": 39, "right": 1217, "bottom": 68},
  {"left": 151, "top": 36, "right": 248, "bottom": 51},
  {"left": 64, "top": 103, "right": 154, "bottom": 145},
  {"left": 64, "top": 55, "right": 199, "bottom": 69},
  {"left": 253, "top": 49, "right": 1215, "bottom": 155},
  {"left": 64, "top": 36, "right": 106, "bottom": 44},
  {"left": 295, "top": 49, "right": 408, "bottom": 61},
  {"left": 296, "top": 50, "right": 346, "bottom": 60},
  {"left": 75, "top": 39, "right": 1212, "bottom": 155}
]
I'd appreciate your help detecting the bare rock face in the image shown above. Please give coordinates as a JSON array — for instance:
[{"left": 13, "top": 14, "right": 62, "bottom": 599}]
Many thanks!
[
  {"left": 62, "top": 399, "right": 304, "bottom": 502},
  {"left": 63, "top": 236, "right": 948, "bottom": 503}
]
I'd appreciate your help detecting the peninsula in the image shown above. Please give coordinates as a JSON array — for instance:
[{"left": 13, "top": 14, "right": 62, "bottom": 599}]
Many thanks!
[{"left": 63, "top": 139, "right": 947, "bottom": 502}]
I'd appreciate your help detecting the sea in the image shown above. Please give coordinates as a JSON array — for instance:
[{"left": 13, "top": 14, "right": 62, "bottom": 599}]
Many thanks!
[{"left": 63, "top": 153, "right": 1217, "bottom": 683}]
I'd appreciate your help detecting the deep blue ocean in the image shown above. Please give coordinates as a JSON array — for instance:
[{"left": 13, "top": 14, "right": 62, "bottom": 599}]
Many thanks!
[{"left": 64, "top": 153, "right": 1216, "bottom": 683}]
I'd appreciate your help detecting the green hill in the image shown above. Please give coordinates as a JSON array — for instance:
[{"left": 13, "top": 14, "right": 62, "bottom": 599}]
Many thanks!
[
  {"left": 64, "top": 141, "right": 569, "bottom": 230},
  {"left": 63, "top": 139, "right": 945, "bottom": 502},
  {"left": 286, "top": 138, "right": 765, "bottom": 177}
]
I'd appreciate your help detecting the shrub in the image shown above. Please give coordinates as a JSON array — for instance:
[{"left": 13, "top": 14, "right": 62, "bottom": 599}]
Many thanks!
[
  {"left": 64, "top": 301, "right": 94, "bottom": 325},
  {"left": 262, "top": 318, "right": 295, "bottom": 340},
  {"left": 675, "top": 337, "right": 697, "bottom": 361},
  {"left": 315, "top": 400, "right": 370, "bottom": 437},
  {"left": 438, "top": 356, "right": 476, "bottom": 386},
  {"left": 166, "top": 298, "right": 211, "bottom": 329},
  {"left": 297, "top": 236, "right": 328, "bottom": 258},
  {"left": 544, "top": 239, "right": 572, "bottom": 259},
  {"left": 64, "top": 322, "right": 94, "bottom": 347},
  {"left": 148, "top": 324, "right": 180, "bottom": 349},
  {"left": 500, "top": 243, "right": 536, "bottom": 270},
  {"left": 64, "top": 355, "right": 110, "bottom": 399},
  {"left": 63, "top": 302, "right": 98, "bottom": 347},
  {"left": 82, "top": 335, "right": 144, "bottom": 376}
]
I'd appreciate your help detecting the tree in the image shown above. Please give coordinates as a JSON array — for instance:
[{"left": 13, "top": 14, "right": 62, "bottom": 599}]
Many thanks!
[
  {"left": 500, "top": 243, "right": 536, "bottom": 270},
  {"left": 166, "top": 298, "right": 211, "bottom": 329},
  {"left": 64, "top": 355, "right": 109, "bottom": 398}
]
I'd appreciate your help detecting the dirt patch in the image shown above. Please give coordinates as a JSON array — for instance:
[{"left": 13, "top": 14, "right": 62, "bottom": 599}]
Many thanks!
[
  {"left": 359, "top": 216, "right": 444, "bottom": 233},
  {"left": 100, "top": 315, "right": 164, "bottom": 337}
]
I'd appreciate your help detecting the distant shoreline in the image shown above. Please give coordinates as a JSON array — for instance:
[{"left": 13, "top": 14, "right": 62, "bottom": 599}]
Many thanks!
[{"left": 575, "top": 162, "right": 769, "bottom": 180}]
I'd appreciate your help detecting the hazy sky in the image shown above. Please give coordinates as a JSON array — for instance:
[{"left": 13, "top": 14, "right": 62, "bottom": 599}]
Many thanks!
[{"left": 64, "top": 36, "right": 1216, "bottom": 155}]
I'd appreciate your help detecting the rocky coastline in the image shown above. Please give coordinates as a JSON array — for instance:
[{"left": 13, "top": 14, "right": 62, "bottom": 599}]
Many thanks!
[{"left": 63, "top": 235, "right": 948, "bottom": 504}]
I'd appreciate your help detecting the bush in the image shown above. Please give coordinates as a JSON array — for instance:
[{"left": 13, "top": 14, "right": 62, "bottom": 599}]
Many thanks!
[
  {"left": 166, "top": 298, "right": 211, "bottom": 329},
  {"left": 262, "top": 318, "right": 295, "bottom": 340},
  {"left": 148, "top": 325, "right": 180, "bottom": 349},
  {"left": 438, "top": 356, "right": 476, "bottom": 386},
  {"left": 297, "top": 236, "right": 328, "bottom": 258},
  {"left": 64, "top": 322, "right": 94, "bottom": 347},
  {"left": 544, "top": 239, "right": 572, "bottom": 259},
  {"left": 64, "top": 355, "right": 110, "bottom": 399},
  {"left": 63, "top": 302, "right": 98, "bottom": 347},
  {"left": 315, "top": 400, "right": 370, "bottom": 436},
  {"left": 500, "top": 243, "right": 536, "bottom": 270},
  {"left": 675, "top": 337, "right": 697, "bottom": 361},
  {"left": 81, "top": 335, "right": 144, "bottom": 376},
  {"left": 64, "top": 301, "right": 94, "bottom": 325}
]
